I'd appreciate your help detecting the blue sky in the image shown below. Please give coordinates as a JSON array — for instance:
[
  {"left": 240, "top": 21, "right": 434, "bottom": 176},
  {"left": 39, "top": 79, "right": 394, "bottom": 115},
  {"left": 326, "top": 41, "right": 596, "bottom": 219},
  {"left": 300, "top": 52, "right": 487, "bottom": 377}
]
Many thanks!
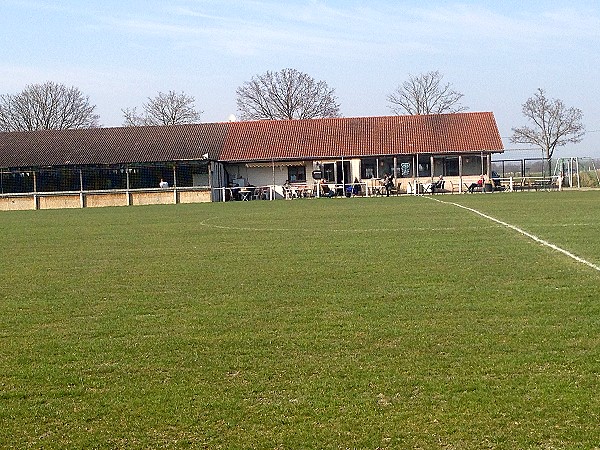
[{"left": 1, "top": 0, "right": 599, "bottom": 157}]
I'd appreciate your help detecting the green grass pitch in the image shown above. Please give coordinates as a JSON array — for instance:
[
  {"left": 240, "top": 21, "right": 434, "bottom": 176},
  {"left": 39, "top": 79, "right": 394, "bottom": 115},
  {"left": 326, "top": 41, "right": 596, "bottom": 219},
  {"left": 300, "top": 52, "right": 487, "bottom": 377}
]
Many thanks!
[{"left": 1, "top": 191, "right": 600, "bottom": 449}]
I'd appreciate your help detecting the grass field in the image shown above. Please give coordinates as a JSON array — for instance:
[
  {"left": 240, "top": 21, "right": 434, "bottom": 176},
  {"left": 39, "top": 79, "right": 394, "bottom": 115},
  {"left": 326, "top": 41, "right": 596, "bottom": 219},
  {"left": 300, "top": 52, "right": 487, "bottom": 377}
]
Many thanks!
[{"left": 2, "top": 191, "right": 600, "bottom": 449}]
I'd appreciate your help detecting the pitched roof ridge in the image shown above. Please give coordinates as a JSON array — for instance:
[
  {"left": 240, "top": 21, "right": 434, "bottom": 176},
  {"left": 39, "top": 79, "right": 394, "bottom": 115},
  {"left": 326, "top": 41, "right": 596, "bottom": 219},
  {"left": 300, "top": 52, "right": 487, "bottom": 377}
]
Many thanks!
[
  {"left": 1, "top": 111, "right": 495, "bottom": 138},
  {"left": 0, "top": 121, "right": 225, "bottom": 138},
  {"left": 227, "top": 111, "right": 494, "bottom": 126}
]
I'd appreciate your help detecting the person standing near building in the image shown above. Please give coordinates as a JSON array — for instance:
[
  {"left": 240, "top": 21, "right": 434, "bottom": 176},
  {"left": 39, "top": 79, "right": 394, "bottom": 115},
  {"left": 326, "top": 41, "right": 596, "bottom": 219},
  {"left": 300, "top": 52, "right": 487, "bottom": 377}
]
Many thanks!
[{"left": 383, "top": 173, "right": 394, "bottom": 197}]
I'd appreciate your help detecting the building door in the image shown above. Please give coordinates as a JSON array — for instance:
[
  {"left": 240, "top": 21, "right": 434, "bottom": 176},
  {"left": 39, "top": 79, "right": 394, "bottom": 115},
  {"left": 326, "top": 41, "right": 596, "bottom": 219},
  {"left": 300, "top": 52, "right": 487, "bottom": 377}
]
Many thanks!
[{"left": 336, "top": 160, "right": 351, "bottom": 184}]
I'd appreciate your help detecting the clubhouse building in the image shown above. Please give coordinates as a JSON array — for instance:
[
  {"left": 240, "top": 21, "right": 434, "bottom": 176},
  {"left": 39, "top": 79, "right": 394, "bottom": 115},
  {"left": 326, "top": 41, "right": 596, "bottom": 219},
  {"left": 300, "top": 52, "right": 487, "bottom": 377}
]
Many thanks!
[{"left": 0, "top": 112, "right": 504, "bottom": 210}]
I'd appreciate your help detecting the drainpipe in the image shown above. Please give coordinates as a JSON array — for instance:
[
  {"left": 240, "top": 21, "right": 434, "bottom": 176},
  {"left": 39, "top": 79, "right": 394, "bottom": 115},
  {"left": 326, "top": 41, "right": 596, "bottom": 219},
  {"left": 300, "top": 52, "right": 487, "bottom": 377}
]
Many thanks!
[
  {"left": 33, "top": 171, "right": 39, "bottom": 210},
  {"left": 415, "top": 154, "right": 419, "bottom": 195},
  {"left": 272, "top": 159, "right": 275, "bottom": 201},
  {"left": 126, "top": 166, "right": 131, "bottom": 206},
  {"left": 430, "top": 155, "right": 434, "bottom": 181},
  {"left": 173, "top": 164, "right": 178, "bottom": 204},
  {"left": 79, "top": 168, "right": 85, "bottom": 208},
  {"left": 458, "top": 155, "right": 463, "bottom": 193}
]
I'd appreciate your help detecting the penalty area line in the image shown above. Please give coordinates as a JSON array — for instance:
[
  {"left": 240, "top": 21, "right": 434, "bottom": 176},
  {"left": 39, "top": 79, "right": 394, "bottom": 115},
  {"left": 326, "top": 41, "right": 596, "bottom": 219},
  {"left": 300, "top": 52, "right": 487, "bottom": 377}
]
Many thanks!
[{"left": 426, "top": 196, "right": 600, "bottom": 273}]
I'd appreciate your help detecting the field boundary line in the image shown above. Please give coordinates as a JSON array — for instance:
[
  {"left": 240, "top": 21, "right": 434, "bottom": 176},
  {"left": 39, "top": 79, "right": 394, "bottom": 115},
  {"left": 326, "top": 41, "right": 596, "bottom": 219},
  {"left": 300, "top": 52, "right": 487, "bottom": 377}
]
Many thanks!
[
  {"left": 427, "top": 197, "right": 600, "bottom": 272},
  {"left": 198, "top": 217, "right": 500, "bottom": 233}
]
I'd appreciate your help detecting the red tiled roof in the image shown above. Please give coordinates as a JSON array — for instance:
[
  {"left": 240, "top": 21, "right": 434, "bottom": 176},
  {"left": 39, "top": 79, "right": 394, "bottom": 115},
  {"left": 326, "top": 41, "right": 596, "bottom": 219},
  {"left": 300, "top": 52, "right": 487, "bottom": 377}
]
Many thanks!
[
  {"left": 0, "top": 123, "right": 228, "bottom": 167},
  {"left": 220, "top": 112, "right": 503, "bottom": 162},
  {"left": 0, "top": 112, "right": 503, "bottom": 168}
]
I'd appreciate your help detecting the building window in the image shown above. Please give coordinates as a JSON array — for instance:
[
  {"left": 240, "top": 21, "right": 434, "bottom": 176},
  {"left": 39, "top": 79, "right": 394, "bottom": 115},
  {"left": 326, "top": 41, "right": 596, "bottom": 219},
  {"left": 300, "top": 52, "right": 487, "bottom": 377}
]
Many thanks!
[
  {"left": 361, "top": 158, "right": 377, "bottom": 179},
  {"left": 379, "top": 157, "right": 394, "bottom": 178},
  {"left": 323, "top": 163, "right": 335, "bottom": 182},
  {"left": 434, "top": 156, "right": 459, "bottom": 177},
  {"left": 418, "top": 162, "right": 431, "bottom": 177},
  {"left": 463, "top": 156, "right": 483, "bottom": 176},
  {"left": 445, "top": 157, "right": 459, "bottom": 176},
  {"left": 397, "top": 159, "right": 412, "bottom": 177},
  {"left": 288, "top": 166, "right": 306, "bottom": 182}
]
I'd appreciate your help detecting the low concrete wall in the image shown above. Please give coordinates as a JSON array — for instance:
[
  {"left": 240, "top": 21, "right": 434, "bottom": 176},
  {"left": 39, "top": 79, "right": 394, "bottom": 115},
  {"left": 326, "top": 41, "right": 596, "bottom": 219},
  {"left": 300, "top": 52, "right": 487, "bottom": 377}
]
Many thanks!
[
  {"left": 0, "top": 195, "right": 34, "bottom": 211},
  {"left": 85, "top": 192, "right": 129, "bottom": 208},
  {"left": 38, "top": 193, "right": 82, "bottom": 210},
  {"left": 179, "top": 190, "right": 211, "bottom": 204},
  {"left": 131, "top": 190, "right": 174, "bottom": 206},
  {"left": 0, "top": 187, "right": 211, "bottom": 211}
]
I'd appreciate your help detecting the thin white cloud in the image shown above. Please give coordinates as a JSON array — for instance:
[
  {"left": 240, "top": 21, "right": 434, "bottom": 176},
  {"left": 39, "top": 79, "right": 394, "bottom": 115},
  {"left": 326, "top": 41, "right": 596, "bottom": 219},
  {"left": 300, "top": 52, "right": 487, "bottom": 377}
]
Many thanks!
[
  {"left": 98, "top": 2, "right": 436, "bottom": 58},
  {"left": 411, "top": 3, "right": 600, "bottom": 44},
  {"left": 540, "top": 8, "right": 600, "bottom": 38},
  {"left": 93, "top": 1, "right": 600, "bottom": 62}
]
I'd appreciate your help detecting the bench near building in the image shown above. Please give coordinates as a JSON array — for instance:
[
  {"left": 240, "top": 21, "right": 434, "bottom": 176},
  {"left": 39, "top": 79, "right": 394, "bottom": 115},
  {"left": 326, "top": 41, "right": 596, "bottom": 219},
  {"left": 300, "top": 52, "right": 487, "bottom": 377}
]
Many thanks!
[{"left": 0, "top": 112, "right": 504, "bottom": 211}]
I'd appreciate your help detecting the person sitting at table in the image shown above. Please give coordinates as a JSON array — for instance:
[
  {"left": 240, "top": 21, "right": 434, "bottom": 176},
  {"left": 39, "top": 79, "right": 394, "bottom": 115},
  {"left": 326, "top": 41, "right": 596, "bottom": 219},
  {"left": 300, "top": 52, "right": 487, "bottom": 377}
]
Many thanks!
[
  {"left": 283, "top": 180, "right": 295, "bottom": 199},
  {"left": 320, "top": 179, "right": 335, "bottom": 197},
  {"left": 490, "top": 171, "right": 505, "bottom": 190},
  {"left": 254, "top": 186, "right": 267, "bottom": 200},
  {"left": 468, "top": 175, "right": 484, "bottom": 193},
  {"left": 431, "top": 175, "right": 444, "bottom": 193}
]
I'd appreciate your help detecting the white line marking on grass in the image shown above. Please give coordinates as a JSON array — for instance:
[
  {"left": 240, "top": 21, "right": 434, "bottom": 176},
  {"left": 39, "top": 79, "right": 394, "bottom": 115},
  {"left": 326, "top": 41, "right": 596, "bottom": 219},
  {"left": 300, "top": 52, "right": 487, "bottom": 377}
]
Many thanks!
[
  {"left": 198, "top": 217, "right": 501, "bottom": 234},
  {"left": 427, "top": 197, "right": 600, "bottom": 272}
]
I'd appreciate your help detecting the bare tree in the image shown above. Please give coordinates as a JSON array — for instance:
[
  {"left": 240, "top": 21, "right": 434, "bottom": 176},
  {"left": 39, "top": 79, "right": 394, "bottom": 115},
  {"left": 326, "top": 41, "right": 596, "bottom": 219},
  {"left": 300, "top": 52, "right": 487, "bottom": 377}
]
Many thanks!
[
  {"left": 236, "top": 68, "right": 341, "bottom": 120},
  {"left": 122, "top": 90, "right": 202, "bottom": 126},
  {"left": 387, "top": 70, "right": 467, "bottom": 115},
  {"left": 121, "top": 107, "right": 147, "bottom": 127},
  {"left": 511, "top": 88, "right": 585, "bottom": 162},
  {"left": 0, "top": 81, "right": 99, "bottom": 131}
]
